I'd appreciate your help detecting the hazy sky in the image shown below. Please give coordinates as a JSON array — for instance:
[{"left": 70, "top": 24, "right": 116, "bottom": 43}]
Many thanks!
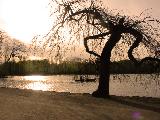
[
  {"left": 106, "top": 0, "right": 160, "bottom": 17},
  {"left": 0, "top": 0, "right": 51, "bottom": 43},
  {"left": 0, "top": 0, "right": 160, "bottom": 43}
]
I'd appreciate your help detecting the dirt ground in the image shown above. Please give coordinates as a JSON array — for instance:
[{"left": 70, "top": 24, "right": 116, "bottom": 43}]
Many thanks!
[{"left": 0, "top": 88, "right": 159, "bottom": 120}]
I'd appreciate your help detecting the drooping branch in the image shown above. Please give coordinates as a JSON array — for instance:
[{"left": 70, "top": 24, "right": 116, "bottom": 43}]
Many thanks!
[
  {"left": 139, "top": 57, "right": 160, "bottom": 64},
  {"left": 84, "top": 32, "right": 110, "bottom": 58},
  {"left": 128, "top": 29, "right": 143, "bottom": 64},
  {"left": 68, "top": 8, "right": 113, "bottom": 29},
  {"left": 48, "top": 0, "right": 160, "bottom": 65},
  {"left": 127, "top": 27, "right": 160, "bottom": 65}
]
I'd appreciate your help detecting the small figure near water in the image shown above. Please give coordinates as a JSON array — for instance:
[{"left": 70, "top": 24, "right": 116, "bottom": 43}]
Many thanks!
[{"left": 75, "top": 75, "right": 96, "bottom": 82}]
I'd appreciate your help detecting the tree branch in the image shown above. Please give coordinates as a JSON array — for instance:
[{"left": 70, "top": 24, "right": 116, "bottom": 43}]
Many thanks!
[
  {"left": 68, "top": 8, "right": 110, "bottom": 28},
  {"left": 126, "top": 28, "right": 143, "bottom": 64},
  {"left": 127, "top": 28, "right": 160, "bottom": 65},
  {"left": 84, "top": 32, "right": 110, "bottom": 58},
  {"left": 139, "top": 57, "right": 160, "bottom": 64}
]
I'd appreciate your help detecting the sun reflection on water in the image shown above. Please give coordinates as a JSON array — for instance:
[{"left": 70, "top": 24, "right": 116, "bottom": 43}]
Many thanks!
[
  {"left": 27, "top": 82, "right": 50, "bottom": 91},
  {"left": 24, "top": 75, "right": 46, "bottom": 81},
  {"left": 24, "top": 75, "right": 50, "bottom": 91}
]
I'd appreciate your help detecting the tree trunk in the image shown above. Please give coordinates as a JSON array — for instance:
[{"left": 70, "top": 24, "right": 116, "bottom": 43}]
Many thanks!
[{"left": 92, "top": 28, "right": 122, "bottom": 98}]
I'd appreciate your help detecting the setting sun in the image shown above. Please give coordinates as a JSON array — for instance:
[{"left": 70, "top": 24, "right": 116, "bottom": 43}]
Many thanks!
[{"left": 0, "top": 0, "right": 52, "bottom": 43}]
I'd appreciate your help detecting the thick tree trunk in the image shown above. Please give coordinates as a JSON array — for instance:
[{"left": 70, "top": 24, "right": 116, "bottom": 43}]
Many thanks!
[{"left": 92, "top": 28, "right": 122, "bottom": 98}]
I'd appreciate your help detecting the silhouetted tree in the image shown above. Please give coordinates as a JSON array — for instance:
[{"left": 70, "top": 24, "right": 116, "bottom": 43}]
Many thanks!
[
  {"left": 0, "top": 30, "right": 27, "bottom": 62},
  {"left": 0, "top": 31, "right": 7, "bottom": 77},
  {"left": 6, "top": 40, "right": 27, "bottom": 62},
  {"left": 47, "top": 0, "right": 160, "bottom": 97}
]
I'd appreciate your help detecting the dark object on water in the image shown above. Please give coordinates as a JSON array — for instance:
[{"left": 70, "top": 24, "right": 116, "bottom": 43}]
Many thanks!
[
  {"left": 75, "top": 75, "right": 96, "bottom": 82},
  {"left": 85, "top": 78, "right": 96, "bottom": 82},
  {"left": 0, "top": 75, "right": 8, "bottom": 78},
  {"left": 75, "top": 78, "right": 96, "bottom": 82}
]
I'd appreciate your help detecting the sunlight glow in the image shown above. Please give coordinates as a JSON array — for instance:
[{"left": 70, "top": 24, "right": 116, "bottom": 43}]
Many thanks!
[
  {"left": 27, "top": 82, "right": 49, "bottom": 91},
  {"left": 0, "top": 0, "right": 52, "bottom": 43},
  {"left": 29, "top": 56, "right": 43, "bottom": 60},
  {"left": 24, "top": 75, "right": 52, "bottom": 91},
  {"left": 0, "top": 0, "right": 159, "bottom": 44},
  {"left": 24, "top": 75, "right": 46, "bottom": 81}
]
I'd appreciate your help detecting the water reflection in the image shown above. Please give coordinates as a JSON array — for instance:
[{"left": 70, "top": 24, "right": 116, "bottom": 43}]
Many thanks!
[
  {"left": 27, "top": 82, "right": 50, "bottom": 91},
  {"left": 23, "top": 75, "right": 50, "bottom": 91},
  {"left": 24, "top": 75, "right": 46, "bottom": 81},
  {"left": 0, "top": 74, "right": 160, "bottom": 97}
]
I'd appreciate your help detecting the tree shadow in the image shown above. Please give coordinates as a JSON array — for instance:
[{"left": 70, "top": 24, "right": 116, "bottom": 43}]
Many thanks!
[{"left": 109, "top": 95, "right": 160, "bottom": 113}]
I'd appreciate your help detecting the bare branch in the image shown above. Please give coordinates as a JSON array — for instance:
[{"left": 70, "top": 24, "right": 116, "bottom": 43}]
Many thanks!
[
  {"left": 84, "top": 32, "right": 110, "bottom": 58},
  {"left": 139, "top": 57, "right": 160, "bottom": 64}
]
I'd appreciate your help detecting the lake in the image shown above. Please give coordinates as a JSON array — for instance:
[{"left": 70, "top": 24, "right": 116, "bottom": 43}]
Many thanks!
[{"left": 0, "top": 74, "right": 160, "bottom": 98}]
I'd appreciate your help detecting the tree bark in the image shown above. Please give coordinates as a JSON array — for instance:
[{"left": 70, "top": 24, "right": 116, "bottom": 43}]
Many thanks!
[{"left": 92, "top": 27, "right": 122, "bottom": 98}]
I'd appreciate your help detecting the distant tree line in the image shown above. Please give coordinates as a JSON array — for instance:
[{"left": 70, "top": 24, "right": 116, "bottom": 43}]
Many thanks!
[
  {"left": 0, "top": 59, "right": 97, "bottom": 76},
  {"left": 0, "top": 59, "right": 159, "bottom": 77},
  {"left": 111, "top": 60, "right": 160, "bottom": 74}
]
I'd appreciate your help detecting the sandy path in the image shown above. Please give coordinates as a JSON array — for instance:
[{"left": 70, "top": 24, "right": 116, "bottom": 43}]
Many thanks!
[{"left": 0, "top": 88, "right": 159, "bottom": 120}]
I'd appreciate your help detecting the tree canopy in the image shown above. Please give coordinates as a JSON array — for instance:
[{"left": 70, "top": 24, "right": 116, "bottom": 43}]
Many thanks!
[
  {"left": 45, "top": 0, "right": 160, "bottom": 61},
  {"left": 0, "top": 30, "right": 28, "bottom": 62},
  {"left": 44, "top": 0, "right": 160, "bottom": 97}
]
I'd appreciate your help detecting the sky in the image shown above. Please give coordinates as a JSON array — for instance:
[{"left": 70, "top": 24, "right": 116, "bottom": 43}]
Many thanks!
[
  {"left": 0, "top": 0, "right": 160, "bottom": 43},
  {"left": 0, "top": 0, "right": 52, "bottom": 43},
  {"left": 106, "top": 0, "right": 160, "bottom": 17}
]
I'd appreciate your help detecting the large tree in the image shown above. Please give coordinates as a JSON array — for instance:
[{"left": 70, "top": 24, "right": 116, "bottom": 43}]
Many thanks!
[
  {"left": 0, "top": 30, "right": 27, "bottom": 62},
  {"left": 46, "top": 0, "right": 160, "bottom": 97}
]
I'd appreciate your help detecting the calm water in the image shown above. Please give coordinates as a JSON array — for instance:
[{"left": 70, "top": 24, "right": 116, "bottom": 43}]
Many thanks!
[{"left": 0, "top": 74, "right": 160, "bottom": 98}]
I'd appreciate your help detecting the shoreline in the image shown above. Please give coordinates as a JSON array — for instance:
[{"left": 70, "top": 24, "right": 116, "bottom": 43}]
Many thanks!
[
  {"left": 0, "top": 87, "right": 159, "bottom": 120},
  {"left": 0, "top": 73, "right": 160, "bottom": 77}
]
